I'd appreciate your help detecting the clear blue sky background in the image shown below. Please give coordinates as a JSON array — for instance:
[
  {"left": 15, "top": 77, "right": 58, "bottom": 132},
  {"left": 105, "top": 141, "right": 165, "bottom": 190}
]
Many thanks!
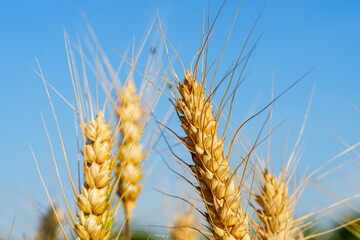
[{"left": 1, "top": 0, "right": 360, "bottom": 239}]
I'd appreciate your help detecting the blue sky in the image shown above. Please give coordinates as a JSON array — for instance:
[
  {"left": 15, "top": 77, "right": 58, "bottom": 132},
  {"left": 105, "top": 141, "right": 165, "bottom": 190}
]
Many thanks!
[{"left": 1, "top": 0, "right": 360, "bottom": 238}]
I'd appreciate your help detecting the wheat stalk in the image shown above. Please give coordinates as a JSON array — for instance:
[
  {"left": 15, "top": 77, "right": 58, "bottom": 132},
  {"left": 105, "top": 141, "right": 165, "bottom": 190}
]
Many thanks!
[
  {"left": 174, "top": 71, "right": 250, "bottom": 240},
  {"left": 74, "top": 111, "right": 114, "bottom": 240}
]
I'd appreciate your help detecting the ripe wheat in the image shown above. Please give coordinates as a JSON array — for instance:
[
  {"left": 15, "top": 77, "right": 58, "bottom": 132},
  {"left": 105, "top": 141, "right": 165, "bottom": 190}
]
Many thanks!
[
  {"left": 170, "top": 208, "right": 199, "bottom": 240},
  {"left": 254, "top": 170, "right": 297, "bottom": 240},
  {"left": 174, "top": 71, "right": 250, "bottom": 240},
  {"left": 74, "top": 112, "right": 114, "bottom": 240},
  {"left": 116, "top": 79, "right": 144, "bottom": 219},
  {"left": 35, "top": 205, "right": 60, "bottom": 240}
]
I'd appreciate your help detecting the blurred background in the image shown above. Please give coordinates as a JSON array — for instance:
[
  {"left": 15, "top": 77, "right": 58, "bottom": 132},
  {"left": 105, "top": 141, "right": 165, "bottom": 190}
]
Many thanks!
[{"left": 1, "top": 0, "right": 360, "bottom": 239}]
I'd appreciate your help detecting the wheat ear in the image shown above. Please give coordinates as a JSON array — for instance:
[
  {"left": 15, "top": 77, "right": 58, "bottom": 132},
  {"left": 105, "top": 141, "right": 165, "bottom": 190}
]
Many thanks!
[
  {"left": 254, "top": 170, "right": 297, "bottom": 240},
  {"left": 116, "top": 79, "right": 145, "bottom": 240},
  {"left": 74, "top": 111, "right": 114, "bottom": 240},
  {"left": 170, "top": 208, "right": 199, "bottom": 240},
  {"left": 116, "top": 79, "right": 144, "bottom": 217},
  {"left": 35, "top": 205, "right": 60, "bottom": 240},
  {"left": 174, "top": 72, "right": 249, "bottom": 240}
]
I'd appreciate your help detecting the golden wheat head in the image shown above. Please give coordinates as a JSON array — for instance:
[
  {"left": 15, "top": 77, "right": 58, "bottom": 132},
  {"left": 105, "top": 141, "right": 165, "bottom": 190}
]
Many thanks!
[
  {"left": 170, "top": 208, "right": 199, "bottom": 240},
  {"left": 174, "top": 72, "right": 249, "bottom": 240},
  {"left": 254, "top": 170, "right": 297, "bottom": 240},
  {"left": 116, "top": 79, "right": 144, "bottom": 218},
  {"left": 74, "top": 111, "right": 114, "bottom": 240}
]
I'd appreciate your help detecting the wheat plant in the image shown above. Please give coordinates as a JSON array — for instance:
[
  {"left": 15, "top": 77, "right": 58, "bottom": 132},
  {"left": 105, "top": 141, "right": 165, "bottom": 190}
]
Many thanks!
[
  {"left": 74, "top": 112, "right": 115, "bottom": 240},
  {"left": 26, "top": 3, "right": 360, "bottom": 240},
  {"left": 245, "top": 90, "right": 360, "bottom": 240},
  {"left": 30, "top": 30, "right": 128, "bottom": 240},
  {"left": 170, "top": 208, "right": 199, "bottom": 240},
  {"left": 150, "top": 2, "right": 265, "bottom": 239},
  {"left": 116, "top": 79, "right": 145, "bottom": 239},
  {"left": 83, "top": 23, "right": 167, "bottom": 239},
  {"left": 173, "top": 72, "right": 250, "bottom": 240}
]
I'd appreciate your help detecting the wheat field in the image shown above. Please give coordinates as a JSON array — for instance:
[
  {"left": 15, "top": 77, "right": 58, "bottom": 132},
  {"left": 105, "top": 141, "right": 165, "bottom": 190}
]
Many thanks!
[{"left": 1, "top": 1, "right": 360, "bottom": 240}]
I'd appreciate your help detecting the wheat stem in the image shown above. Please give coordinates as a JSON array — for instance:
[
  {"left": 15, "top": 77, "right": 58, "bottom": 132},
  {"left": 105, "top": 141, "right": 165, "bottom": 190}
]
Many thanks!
[{"left": 125, "top": 217, "right": 131, "bottom": 240}]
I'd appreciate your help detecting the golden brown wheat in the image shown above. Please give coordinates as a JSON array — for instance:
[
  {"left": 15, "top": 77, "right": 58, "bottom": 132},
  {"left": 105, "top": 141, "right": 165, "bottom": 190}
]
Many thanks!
[
  {"left": 116, "top": 79, "right": 144, "bottom": 218},
  {"left": 170, "top": 208, "right": 199, "bottom": 240},
  {"left": 74, "top": 111, "right": 114, "bottom": 240},
  {"left": 255, "top": 170, "right": 296, "bottom": 240},
  {"left": 35, "top": 205, "right": 60, "bottom": 240},
  {"left": 174, "top": 71, "right": 249, "bottom": 240}
]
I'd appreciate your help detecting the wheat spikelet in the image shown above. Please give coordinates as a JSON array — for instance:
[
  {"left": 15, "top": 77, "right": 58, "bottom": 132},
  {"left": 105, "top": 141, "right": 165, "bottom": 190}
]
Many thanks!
[
  {"left": 170, "top": 208, "right": 199, "bottom": 240},
  {"left": 116, "top": 79, "right": 144, "bottom": 219},
  {"left": 174, "top": 72, "right": 249, "bottom": 240},
  {"left": 74, "top": 111, "right": 114, "bottom": 240},
  {"left": 35, "top": 205, "right": 60, "bottom": 240},
  {"left": 254, "top": 170, "right": 296, "bottom": 240}
]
